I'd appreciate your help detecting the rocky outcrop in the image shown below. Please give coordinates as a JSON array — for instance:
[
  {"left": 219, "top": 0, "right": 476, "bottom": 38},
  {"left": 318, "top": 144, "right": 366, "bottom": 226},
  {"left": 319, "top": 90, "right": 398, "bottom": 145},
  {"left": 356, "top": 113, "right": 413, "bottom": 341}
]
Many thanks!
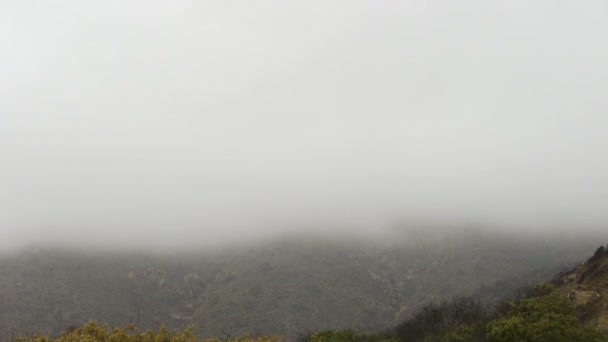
[{"left": 559, "top": 245, "right": 608, "bottom": 332}]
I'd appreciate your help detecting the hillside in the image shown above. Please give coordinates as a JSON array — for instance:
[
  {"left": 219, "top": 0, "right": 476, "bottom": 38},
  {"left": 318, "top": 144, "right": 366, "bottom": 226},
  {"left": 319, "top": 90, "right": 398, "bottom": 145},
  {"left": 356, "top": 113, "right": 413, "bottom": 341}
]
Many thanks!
[
  {"left": 0, "top": 228, "right": 602, "bottom": 339},
  {"left": 557, "top": 245, "right": 608, "bottom": 333}
]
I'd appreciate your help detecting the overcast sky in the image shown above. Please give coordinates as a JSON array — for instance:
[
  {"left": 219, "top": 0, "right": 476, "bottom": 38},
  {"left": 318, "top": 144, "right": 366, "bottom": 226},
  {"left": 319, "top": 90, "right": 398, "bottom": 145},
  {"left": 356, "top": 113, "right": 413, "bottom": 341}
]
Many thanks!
[{"left": 1, "top": 1, "right": 607, "bottom": 249}]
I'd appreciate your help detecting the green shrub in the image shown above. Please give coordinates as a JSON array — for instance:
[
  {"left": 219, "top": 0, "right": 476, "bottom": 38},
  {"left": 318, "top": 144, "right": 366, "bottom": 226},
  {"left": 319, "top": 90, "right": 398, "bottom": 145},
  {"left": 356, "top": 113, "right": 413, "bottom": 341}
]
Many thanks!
[{"left": 486, "top": 284, "right": 606, "bottom": 342}]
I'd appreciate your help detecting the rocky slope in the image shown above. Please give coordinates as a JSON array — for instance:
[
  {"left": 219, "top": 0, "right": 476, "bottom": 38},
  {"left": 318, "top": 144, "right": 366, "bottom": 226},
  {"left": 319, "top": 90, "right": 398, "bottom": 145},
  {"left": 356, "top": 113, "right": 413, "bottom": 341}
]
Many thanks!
[{"left": 558, "top": 244, "right": 608, "bottom": 333}]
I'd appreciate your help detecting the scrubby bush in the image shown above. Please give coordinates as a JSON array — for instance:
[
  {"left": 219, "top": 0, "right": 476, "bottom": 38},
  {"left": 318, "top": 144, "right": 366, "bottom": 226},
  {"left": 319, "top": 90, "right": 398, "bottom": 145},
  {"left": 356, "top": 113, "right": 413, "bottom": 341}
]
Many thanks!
[
  {"left": 486, "top": 284, "right": 606, "bottom": 342},
  {"left": 11, "top": 322, "right": 283, "bottom": 342},
  {"left": 392, "top": 283, "right": 608, "bottom": 342},
  {"left": 11, "top": 325, "right": 396, "bottom": 342},
  {"left": 393, "top": 297, "right": 487, "bottom": 342},
  {"left": 297, "top": 329, "right": 396, "bottom": 342}
]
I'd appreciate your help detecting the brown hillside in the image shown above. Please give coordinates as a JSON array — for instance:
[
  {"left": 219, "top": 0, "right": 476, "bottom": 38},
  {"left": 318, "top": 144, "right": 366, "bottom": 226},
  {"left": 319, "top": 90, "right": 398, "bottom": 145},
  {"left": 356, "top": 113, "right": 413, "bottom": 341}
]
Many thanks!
[{"left": 558, "top": 245, "right": 608, "bottom": 333}]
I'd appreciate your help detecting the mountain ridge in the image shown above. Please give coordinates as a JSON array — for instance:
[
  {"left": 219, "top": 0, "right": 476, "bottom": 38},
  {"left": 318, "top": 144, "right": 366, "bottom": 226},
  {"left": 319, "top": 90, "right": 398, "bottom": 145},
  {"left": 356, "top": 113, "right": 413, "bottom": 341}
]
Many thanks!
[{"left": 0, "top": 228, "right": 603, "bottom": 339}]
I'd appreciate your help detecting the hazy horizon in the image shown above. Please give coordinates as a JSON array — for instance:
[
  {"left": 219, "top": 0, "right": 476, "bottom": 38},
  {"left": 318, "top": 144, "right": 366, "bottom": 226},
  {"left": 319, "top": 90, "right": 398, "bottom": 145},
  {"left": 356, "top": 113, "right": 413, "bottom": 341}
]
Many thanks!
[{"left": 1, "top": 1, "right": 607, "bottom": 250}]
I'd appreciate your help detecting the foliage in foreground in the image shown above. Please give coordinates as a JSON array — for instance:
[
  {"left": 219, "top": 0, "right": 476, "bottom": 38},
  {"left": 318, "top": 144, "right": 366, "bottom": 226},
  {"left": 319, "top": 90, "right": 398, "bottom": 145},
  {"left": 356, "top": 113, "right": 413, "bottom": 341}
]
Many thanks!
[
  {"left": 393, "top": 297, "right": 487, "bottom": 342},
  {"left": 297, "top": 330, "right": 396, "bottom": 342},
  {"left": 486, "top": 284, "right": 606, "bottom": 342},
  {"left": 393, "top": 283, "right": 608, "bottom": 342},
  {"left": 10, "top": 324, "right": 396, "bottom": 342},
  {"left": 11, "top": 322, "right": 282, "bottom": 342},
  {"left": 8, "top": 284, "right": 608, "bottom": 342}
]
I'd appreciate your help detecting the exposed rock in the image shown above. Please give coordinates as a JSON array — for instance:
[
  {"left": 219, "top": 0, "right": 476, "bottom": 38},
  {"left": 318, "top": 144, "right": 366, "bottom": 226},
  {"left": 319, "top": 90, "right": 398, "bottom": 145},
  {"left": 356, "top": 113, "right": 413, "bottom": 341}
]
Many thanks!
[
  {"left": 570, "top": 290, "right": 600, "bottom": 307},
  {"left": 559, "top": 244, "right": 608, "bottom": 332}
]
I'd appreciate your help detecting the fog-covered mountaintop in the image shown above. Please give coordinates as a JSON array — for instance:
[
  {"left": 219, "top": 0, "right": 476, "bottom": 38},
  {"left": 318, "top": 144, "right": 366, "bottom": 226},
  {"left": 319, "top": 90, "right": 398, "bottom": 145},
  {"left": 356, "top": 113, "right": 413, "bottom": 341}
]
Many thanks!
[{"left": 2, "top": 0, "right": 608, "bottom": 251}]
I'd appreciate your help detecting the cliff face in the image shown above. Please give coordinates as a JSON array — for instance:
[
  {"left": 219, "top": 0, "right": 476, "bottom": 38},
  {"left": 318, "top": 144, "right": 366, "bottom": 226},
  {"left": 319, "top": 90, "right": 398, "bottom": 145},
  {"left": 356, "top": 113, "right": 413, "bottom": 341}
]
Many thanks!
[{"left": 558, "top": 245, "right": 608, "bottom": 333}]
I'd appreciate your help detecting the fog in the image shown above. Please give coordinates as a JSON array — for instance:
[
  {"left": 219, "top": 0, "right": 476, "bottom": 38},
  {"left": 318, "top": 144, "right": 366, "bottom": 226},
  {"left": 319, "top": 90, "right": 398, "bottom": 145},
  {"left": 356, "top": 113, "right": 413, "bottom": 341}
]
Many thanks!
[{"left": 1, "top": 1, "right": 607, "bottom": 250}]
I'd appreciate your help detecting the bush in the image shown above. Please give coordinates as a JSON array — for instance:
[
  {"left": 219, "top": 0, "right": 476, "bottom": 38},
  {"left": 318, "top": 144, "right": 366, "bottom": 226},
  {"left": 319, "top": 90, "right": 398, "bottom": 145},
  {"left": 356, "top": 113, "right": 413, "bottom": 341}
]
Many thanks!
[
  {"left": 486, "top": 284, "right": 606, "bottom": 342},
  {"left": 11, "top": 322, "right": 283, "bottom": 342},
  {"left": 393, "top": 297, "right": 487, "bottom": 342},
  {"left": 297, "top": 330, "right": 396, "bottom": 342}
]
